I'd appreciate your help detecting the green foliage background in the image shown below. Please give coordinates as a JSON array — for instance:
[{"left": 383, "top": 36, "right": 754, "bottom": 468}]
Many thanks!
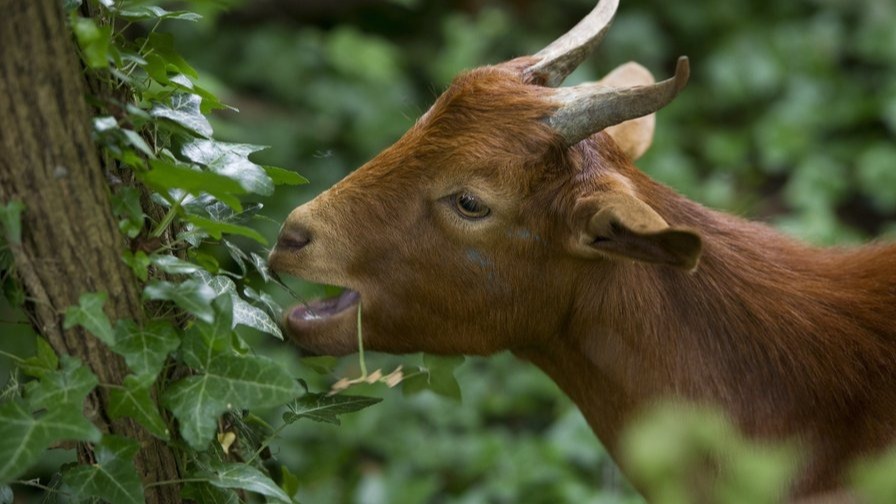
[{"left": 0, "top": 0, "right": 894, "bottom": 502}]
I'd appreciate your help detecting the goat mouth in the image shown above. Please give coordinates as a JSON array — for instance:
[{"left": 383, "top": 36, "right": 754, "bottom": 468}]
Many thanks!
[{"left": 287, "top": 289, "right": 360, "bottom": 330}]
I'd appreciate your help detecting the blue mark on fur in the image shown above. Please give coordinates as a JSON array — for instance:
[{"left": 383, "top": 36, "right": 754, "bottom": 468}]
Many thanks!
[
  {"left": 507, "top": 227, "right": 542, "bottom": 243},
  {"left": 466, "top": 249, "right": 491, "bottom": 268}
]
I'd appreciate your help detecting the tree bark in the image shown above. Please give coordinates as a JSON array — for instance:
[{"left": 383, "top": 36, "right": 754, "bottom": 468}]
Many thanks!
[{"left": 0, "top": 1, "right": 181, "bottom": 502}]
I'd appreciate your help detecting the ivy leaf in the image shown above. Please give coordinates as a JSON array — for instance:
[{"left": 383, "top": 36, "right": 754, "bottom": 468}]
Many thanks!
[
  {"left": 0, "top": 200, "right": 24, "bottom": 245},
  {"left": 283, "top": 392, "right": 382, "bottom": 426},
  {"left": 143, "top": 279, "right": 216, "bottom": 323},
  {"left": 111, "top": 187, "right": 144, "bottom": 239},
  {"left": 0, "top": 399, "right": 100, "bottom": 482},
  {"left": 122, "top": 250, "right": 151, "bottom": 282},
  {"left": 243, "top": 286, "right": 282, "bottom": 319},
  {"left": 150, "top": 254, "right": 201, "bottom": 275},
  {"left": 19, "top": 337, "right": 58, "bottom": 379},
  {"left": 72, "top": 17, "right": 112, "bottom": 68},
  {"left": 0, "top": 485, "right": 11, "bottom": 504},
  {"left": 263, "top": 165, "right": 308, "bottom": 186},
  {"left": 63, "top": 292, "right": 114, "bottom": 346},
  {"left": 108, "top": 375, "right": 170, "bottom": 440},
  {"left": 0, "top": 358, "right": 101, "bottom": 483},
  {"left": 195, "top": 273, "right": 282, "bottom": 339},
  {"left": 151, "top": 93, "right": 212, "bottom": 137},
  {"left": 202, "top": 462, "right": 291, "bottom": 504},
  {"left": 64, "top": 435, "right": 145, "bottom": 504},
  {"left": 142, "top": 158, "right": 245, "bottom": 212},
  {"left": 117, "top": 6, "right": 202, "bottom": 22},
  {"left": 24, "top": 356, "right": 98, "bottom": 411},
  {"left": 163, "top": 354, "right": 299, "bottom": 449},
  {"left": 184, "top": 215, "right": 268, "bottom": 246},
  {"left": 181, "top": 140, "right": 274, "bottom": 196},
  {"left": 402, "top": 354, "right": 465, "bottom": 401},
  {"left": 145, "top": 32, "right": 197, "bottom": 78},
  {"left": 248, "top": 253, "right": 274, "bottom": 284},
  {"left": 111, "top": 320, "right": 180, "bottom": 380},
  {"left": 181, "top": 482, "right": 240, "bottom": 504}
]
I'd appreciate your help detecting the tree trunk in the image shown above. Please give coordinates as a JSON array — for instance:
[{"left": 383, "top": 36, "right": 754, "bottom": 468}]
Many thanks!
[{"left": 0, "top": 1, "right": 181, "bottom": 502}]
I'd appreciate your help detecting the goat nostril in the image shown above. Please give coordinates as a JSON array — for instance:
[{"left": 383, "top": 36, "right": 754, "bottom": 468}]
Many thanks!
[{"left": 277, "top": 228, "right": 311, "bottom": 251}]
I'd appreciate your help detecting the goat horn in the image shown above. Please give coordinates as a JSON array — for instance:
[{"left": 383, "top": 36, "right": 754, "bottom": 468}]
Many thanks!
[
  {"left": 547, "top": 56, "right": 690, "bottom": 146},
  {"left": 526, "top": 0, "right": 619, "bottom": 87}
]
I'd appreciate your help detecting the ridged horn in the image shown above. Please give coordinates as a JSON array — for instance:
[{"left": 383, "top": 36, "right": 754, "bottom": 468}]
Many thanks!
[
  {"left": 525, "top": 0, "right": 619, "bottom": 87},
  {"left": 547, "top": 56, "right": 690, "bottom": 146}
]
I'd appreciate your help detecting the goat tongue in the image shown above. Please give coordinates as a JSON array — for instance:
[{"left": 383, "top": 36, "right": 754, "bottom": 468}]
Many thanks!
[{"left": 289, "top": 289, "right": 360, "bottom": 322}]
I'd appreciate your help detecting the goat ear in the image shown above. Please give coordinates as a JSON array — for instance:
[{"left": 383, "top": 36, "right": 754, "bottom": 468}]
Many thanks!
[
  {"left": 569, "top": 192, "right": 702, "bottom": 271},
  {"left": 599, "top": 62, "right": 656, "bottom": 161}
]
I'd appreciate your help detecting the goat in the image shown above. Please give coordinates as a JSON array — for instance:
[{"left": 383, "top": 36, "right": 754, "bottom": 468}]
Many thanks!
[{"left": 268, "top": 0, "right": 896, "bottom": 498}]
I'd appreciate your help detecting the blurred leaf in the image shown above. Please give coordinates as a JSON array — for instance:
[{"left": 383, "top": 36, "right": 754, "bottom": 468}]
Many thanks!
[
  {"left": 852, "top": 447, "right": 896, "bottom": 502},
  {"left": 109, "top": 375, "right": 170, "bottom": 440},
  {"left": 63, "top": 292, "right": 114, "bottom": 346},
  {"left": 144, "top": 279, "right": 216, "bottom": 323},
  {"left": 403, "top": 355, "right": 464, "bottom": 401},
  {"left": 857, "top": 144, "right": 896, "bottom": 212},
  {"left": 0, "top": 200, "right": 24, "bottom": 245},
  {"left": 283, "top": 392, "right": 382, "bottom": 426},
  {"left": 0, "top": 486, "right": 10, "bottom": 504},
  {"left": 117, "top": 5, "right": 202, "bottom": 22},
  {"left": 181, "top": 482, "right": 240, "bottom": 504},
  {"left": 299, "top": 356, "right": 339, "bottom": 375},
  {"left": 19, "top": 338, "right": 58, "bottom": 379},
  {"left": 146, "top": 32, "right": 197, "bottom": 78},
  {"left": 263, "top": 165, "right": 308, "bottom": 185},
  {"left": 150, "top": 254, "right": 201, "bottom": 275},
  {"left": 122, "top": 250, "right": 151, "bottom": 281},
  {"left": 72, "top": 17, "right": 111, "bottom": 68},
  {"left": 185, "top": 215, "right": 268, "bottom": 245},
  {"left": 64, "top": 435, "right": 144, "bottom": 504}
]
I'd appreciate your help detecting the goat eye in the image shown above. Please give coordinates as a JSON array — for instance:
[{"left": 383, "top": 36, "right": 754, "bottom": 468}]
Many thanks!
[{"left": 453, "top": 192, "right": 491, "bottom": 219}]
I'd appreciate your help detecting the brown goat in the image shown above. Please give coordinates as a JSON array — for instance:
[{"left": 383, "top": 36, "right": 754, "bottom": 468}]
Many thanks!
[{"left": 268, "top": 0, "right": 896, "bottom": 498}]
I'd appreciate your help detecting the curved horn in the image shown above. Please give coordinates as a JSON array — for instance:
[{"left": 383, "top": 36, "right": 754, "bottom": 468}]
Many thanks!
[
  {"left": 525, "top": 0, "right": 619, "bottom": 87},
  {"left": 547, "top": 56, "right": 690, "bottom": 146}
]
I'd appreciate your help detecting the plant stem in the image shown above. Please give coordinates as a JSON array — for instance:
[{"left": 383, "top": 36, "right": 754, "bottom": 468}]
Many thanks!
[
  {"left": 0, "top": 350, "right": 23, "bottom": 363},
  {"left": 357, "top": 303, "right": 367, "bottom": 378}
]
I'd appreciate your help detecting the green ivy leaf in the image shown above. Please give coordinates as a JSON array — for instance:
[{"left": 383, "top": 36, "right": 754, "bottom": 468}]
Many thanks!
[
  {"left": 63, "top": 292, "right": 114, "bottom": 346},
  {"left": 0, "top": 358, "right": 101, "bottom": 483},
  {"left": 263, "top": 165, "right": 308, "bottom": 186},
  {"left": 181, "top": 140, "right": 274, "bottom": 196},
  {"left": 145, "top": 32, "right": 197, "bottom": 78},
  {"left": 196, "top": 273, "right": 282, "bottom": 339},
  {"left": 108, "top": 375, "right": 170, "bottom": 440},
  {"left": 144, "top": 279, "right": 216, "bottom": 323},
  {"left": 202, "top": 462, "right": 291, "bottom": 504},
  {"left": 64, "top": 435, "right": 145, "bottom": 504},
  {"left": 164, "top": 353, "right": 299, "bottom": 449},
  {"left": 72, "top": 17, "right": 112, "bottom": 69},
  {"left": 0, "top": 399, "right": 100, "bottom": 483},
  {"left": 116, "top": 6, "right": 202, "bottom": 22},
  {"left": 24, "top": 356, "right": 98, "bottom": 411},
  {"left": 122, "top": 250, "right": 151, "bottom": 282},
  {"left": 181, "top": 482, "right": 240, "bottom": 504},
  {"left": 111, "top": 187, "right": 144, "bottom": 240},
  {"left": 151, "top": 93, "right": 212, "bottom": 137},
  {"left": 142, "top": 158, "right": 245, "bottom": 212},
  {"left": 184, "top": 215, "right": 268, "bottom": 246},
  {"left": 402, "top": 354, "right": 464, "bottom": 400},
  {"left": 150, "top": 254, "right": 201, "bottom": 275},
  {"left": 111, "top": 320, "right": 180, "bottom": 380},
  {"left": 19, "top": 337, "right": 58, "bottom": 379},
  {"left": 0, "top": 200, "right": 24, "bottom": 246},
  {"left": 283, "top": 392, "right": 382, "bottom": 426},
  {"left": 0, "top": 485, "right": 11, "bottom": 504}
]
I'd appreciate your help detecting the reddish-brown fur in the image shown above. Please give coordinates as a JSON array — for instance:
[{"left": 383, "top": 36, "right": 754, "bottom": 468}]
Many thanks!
[{"left": 269, "top": 58, "right": 896, "bottom": 499}]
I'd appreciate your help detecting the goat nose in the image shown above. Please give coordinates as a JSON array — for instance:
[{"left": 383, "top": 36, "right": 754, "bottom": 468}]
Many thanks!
[{"left": 277, "top": 226, "right": 311, "bottom": 251}]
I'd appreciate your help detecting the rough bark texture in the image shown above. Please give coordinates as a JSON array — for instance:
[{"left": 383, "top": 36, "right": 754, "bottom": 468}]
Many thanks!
[{"left": 0, "top": 1, "right": 181, "bottom": 501}]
